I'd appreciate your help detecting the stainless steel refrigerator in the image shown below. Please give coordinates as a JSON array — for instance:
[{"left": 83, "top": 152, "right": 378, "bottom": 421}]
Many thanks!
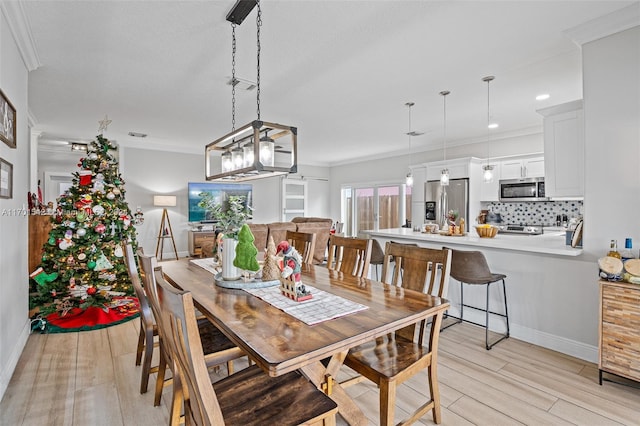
[{"left": 425, "top": 178, "right": 469, "bottom": 231}]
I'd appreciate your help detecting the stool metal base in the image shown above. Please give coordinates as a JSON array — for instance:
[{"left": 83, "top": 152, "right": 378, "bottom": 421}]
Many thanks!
[{"left": 441, "top": 278, "right": 510, "bottom": 350}]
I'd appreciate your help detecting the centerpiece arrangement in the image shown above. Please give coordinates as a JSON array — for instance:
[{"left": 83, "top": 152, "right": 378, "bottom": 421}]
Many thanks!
[{"left": 197, "top": 193, "right": 252, "bottom": 280}]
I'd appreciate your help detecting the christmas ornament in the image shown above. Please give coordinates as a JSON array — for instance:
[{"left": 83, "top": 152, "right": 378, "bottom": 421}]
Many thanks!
[
  {"left": 79, "top": 170, "right": 92, "bottom": 186},
  {"left": 82, "top": 194, "right": 92, "bottom": 204},
  {"left": 86, "top": 287, "right": 97, "bottom": 296},
  {"left": 89, "top": 152, "right": 98, "bottom": 160},
  {"left": 76, "top": 211, "right": 87, "bottom": 222},
  {"left": 59, "top": 240, "right": 70, "bottom": 250},
  {"left": 87, "top": 260, "right": 97, "bottom": 270},
  {"left": 112, "top": 188, "right": 121, "bottom": 195},
  {"left": 93, "top": 205, "right": 105, "bottom": 216},
  {"left": 66, "top": 255, "right": 75, "bottom": 266},
  {"left": 92, "top": 173, "right": 105, "bottom": 193},
  {"left": 76, "top": 227, "right": 86, "bottom": 237},
  {"left": 98, "top": 272, "right": 116, "bottom": 281},
  {"left": 106, "top": 192, "right": 115, "bottom": 200},
  {"left": 95, "top": 223, "right": 106, "bottom": 234},
  {"left": 69, "top": 277, "right": 76, "bottom": 287},
  {"left": 114, "top": 246, "right": 124, "bottom": 258},
  {"left": 77, "top": 252, "right": 86, "bottom": 261},
  {"left": 30, "top": 267, "right": 58, "bottom": 287},
  {"left": 48, "top": 236, "right": 56, "bottom": 245},
  {"left": 94, "top": 252, "right": 113, "bottom": 270}
]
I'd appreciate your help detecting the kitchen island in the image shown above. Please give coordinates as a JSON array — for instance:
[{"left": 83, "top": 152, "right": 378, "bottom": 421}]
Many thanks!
[
  {"left": 363, "top": 228, "right": 597, "bottom": 363},
  {"left": 364, "top": 227, "right": 582, "bottom": 257}
]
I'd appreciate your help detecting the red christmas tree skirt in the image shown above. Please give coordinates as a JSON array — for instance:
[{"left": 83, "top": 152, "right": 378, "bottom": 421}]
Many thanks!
[{"left": 45, "top": 297, "right": 139, "bottom": 333}]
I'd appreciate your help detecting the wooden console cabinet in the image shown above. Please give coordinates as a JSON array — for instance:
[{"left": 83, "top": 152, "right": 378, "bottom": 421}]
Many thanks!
[
  {"left": 28, "top": 215, "right": 53, "bottom": 273},
  {"left": 598, "top": 280, "right": 640, "bottom": 384},
  {"left": 187, "top": 230, "right": 217, "bottom": 257}
]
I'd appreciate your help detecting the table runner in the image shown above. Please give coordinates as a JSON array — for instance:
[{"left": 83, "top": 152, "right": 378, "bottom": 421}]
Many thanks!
[
  {"left": 245, "top": 285, "right": 368, "bottom": 325},
  {"left": 190, "top": 258, "right": 368, "bottom": 325}
]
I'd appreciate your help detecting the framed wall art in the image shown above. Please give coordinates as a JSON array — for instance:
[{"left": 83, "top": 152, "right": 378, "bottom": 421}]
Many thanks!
[
  {"left": 0, "top": 89, "right": 17, "bottom": 148},
  {"left": 0, "top": 157, "right": 13, "bottom": 199}
]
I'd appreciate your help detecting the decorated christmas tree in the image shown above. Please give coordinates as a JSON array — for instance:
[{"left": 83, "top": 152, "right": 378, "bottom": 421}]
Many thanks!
[{"left": 30, "top": 133, "right": 138, "bottom": 315}]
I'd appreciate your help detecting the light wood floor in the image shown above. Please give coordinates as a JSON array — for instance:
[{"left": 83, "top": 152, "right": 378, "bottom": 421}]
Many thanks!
[{"left": 1, "top": 319, "right": 639, "bottom": 425}]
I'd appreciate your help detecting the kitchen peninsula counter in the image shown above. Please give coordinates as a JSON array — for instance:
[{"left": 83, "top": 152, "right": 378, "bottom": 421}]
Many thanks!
[
  {"left": 363, "top": 227, "right": 596, "bottom": 364},
  {"left": 363, "top": 228, "right": 582, "bottom": 257}
]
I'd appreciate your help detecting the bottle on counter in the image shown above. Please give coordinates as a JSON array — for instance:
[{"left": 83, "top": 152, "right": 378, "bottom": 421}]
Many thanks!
[
  {"left": 620, "top": 238, "right": 637, "bottom": 261},
  {"left": 606, "top": 239, "right": 622, "bottom": 259}
]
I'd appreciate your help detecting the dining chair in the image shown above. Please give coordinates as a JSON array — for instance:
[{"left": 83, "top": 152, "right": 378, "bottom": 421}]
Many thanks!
[
  {"left": 122, "top": 243, "right": 158, "bottom": 395},
  {"left": 153, "top": 267, "right": 339, "bottom": 426},
  {"left": 285, "top": 230, "right": 317, "bottom": 265},
  {"left": 343, "top": 242, "right": 451, "bottom": 426},
  {"left": 326, "top": 234, "right": 372, "bottom": 278},
  {"left": 137, "top": 252, "right": 245, "bottom": 425}
]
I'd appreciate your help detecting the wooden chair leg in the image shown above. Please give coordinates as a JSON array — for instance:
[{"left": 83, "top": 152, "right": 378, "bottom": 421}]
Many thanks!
[
  {"left": 154, "top": 349, "right": 168, "bottom": 407},
  {"left": 135, "top": 324, "right": 145, "bottom": 366},
  {"left": 140, "top": 329, "right": 154, "bottom": 394},
  {"left": 428, "top": 363, "right": 442, "bottom": 424},
  {"left": 379, "top": 379, "right": 396, "bottom": 426},
  {"left": 170, "top": 370, "right": 183, "bottom": 426},
  {"left": 227, "top": 360, "right": 234, "bottom": 375}
]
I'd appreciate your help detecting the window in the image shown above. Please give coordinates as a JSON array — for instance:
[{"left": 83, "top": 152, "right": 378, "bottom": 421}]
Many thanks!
[{"left": 341, "top": 183, "right": 411, "bottom": 236}]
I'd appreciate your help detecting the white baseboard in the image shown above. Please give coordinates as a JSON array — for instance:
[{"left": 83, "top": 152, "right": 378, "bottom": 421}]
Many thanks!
[
  {"left": 445, "top": 306, "right": 598, "bottom": 363},
  {"left": 0, "top": 318, "right": 31, "bottom": 401}
]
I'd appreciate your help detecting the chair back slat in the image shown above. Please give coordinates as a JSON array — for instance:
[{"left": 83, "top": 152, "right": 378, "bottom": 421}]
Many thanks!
[
  {"left": 285, "top": 230, "right": 317, "bottom": 266},
  {"left": 327, "top": 235, "right": 372, "bottom": 278},
  {"left": 154, "top": 268, "right": 225, "bottom": 425},
  {"left": 137, "top": 252, "right": 162, "bottom": 323}
]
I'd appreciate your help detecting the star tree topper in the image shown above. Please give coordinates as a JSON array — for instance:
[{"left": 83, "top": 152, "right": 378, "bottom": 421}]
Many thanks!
[{"left": 98, "top": 115, "right": 112, "bottom": 133}]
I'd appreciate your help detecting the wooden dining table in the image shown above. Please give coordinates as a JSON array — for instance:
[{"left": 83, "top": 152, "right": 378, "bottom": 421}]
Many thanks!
[{"left": 160, "top": 259, "right": 450, "bottom": 425}]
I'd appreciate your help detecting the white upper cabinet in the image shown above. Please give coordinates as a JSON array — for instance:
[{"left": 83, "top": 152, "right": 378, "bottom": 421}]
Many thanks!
[
  {"left": 500, "top": 156, "right": 545, "bottom": 179},
  {"left": 425, "top": 158, "right": 470, "bottom": 181},
  {"left": 537, "top": 100, "right": 584, "bottom": 198}
]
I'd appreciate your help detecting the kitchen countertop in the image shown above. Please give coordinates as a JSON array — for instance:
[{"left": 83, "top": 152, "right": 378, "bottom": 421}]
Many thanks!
[{"left": 363, "top": 228, "right": 583, "bottom": 257}]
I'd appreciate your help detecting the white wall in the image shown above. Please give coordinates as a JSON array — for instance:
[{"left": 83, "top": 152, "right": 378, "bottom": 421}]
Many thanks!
[
  {"left": 0, "top": 9, "right": 31, "bottom": 400},
  {"left": 119, "top": 147, "right": 330, "bottom": 257},
  {"left": 582, "top": 26, "right": 640, "bottom": 260},
  {"left": 328, "top": 132, "right": 544, "bottom": 221}
]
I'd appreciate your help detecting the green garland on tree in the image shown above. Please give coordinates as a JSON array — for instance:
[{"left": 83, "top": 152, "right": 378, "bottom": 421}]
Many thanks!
[{"left": 30, "top": 134, "right": 139, "bottom": 314}]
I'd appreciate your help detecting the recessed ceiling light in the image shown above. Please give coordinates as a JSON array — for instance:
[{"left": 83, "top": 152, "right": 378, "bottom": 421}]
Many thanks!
[
  {"left": 128, "top": 131, "right": 147, "bottom": 138},
  {"left": 536, "top": 94, "right": 550, "bottom": 101},
  {"left": 488, "top": 123, "right": 499, "bottom": 129}
]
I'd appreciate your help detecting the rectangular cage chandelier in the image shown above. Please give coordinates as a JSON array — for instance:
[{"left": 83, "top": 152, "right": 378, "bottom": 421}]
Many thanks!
[
  {"left": 205, "top": 120, "right": 297, "bottom": 182},
  {"left": 205, "top": 0, "right": 298, "bottom": 182}
]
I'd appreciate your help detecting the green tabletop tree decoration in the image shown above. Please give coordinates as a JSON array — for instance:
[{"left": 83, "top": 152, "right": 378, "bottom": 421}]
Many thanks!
[{"left": 233, "top": 224, "right": 260, "bottom": 276}]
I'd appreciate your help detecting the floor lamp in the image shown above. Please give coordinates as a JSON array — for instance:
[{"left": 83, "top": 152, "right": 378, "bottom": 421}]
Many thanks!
[{"left": 154, "top": 195, "right": 179, "bottom": 261}]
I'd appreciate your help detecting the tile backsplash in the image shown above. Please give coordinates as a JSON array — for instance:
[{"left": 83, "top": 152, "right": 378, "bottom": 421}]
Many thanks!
[{"left": 481, "top": 200, "right": 583, "bottom": 226}]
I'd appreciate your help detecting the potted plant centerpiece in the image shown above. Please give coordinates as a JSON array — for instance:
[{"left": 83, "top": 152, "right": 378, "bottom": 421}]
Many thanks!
[{"left": 198, "top": 193, "right": 253, "bottom": 280}]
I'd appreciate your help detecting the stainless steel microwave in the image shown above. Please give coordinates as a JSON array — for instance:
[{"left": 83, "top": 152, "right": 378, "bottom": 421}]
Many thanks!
[{"left": 499, "top": 177, "right": 548, "bottom": 202}]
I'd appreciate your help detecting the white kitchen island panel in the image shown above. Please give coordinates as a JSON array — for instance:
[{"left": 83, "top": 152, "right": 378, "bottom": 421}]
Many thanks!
[{"left": 363, "top": 228, "right": 596, "bottom": 363}]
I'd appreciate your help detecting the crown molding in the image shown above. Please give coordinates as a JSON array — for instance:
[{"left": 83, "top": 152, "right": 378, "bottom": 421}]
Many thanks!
[
  {"left": 0, "top": 1, "right": 41, "bottom": 71},
  {"left": 564, "top": 2, "right": 640, "bottom": 47}
]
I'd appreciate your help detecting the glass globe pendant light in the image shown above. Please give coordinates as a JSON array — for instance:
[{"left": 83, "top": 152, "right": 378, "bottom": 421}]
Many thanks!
[
  {"left": 405, "top": 102, "right": 415, "bottom": 187},
  {"left": 482, "top": 75, "right": 495, "bottom": 183},
  {"left": 439, "top": 90, "right": 450, "bottom": 186}
]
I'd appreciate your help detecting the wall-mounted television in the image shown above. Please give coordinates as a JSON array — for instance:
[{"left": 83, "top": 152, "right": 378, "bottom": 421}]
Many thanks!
[{"left": 188, "top": 182, "right": 253, "bottom": 223}]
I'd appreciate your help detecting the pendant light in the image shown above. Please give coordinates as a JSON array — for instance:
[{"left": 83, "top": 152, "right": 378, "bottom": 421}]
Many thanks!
[
  {"left": 482, "top": 75, "right": 495, "bottom": 183},
  {"left": 440, "top": 90, "right": 450, "bottom": 186},
  {"left": 205, "top": 0, "right": 297, "bottom": 182},
  {"left": 405, "top": 102, "right": 415, "bottom": 187}
]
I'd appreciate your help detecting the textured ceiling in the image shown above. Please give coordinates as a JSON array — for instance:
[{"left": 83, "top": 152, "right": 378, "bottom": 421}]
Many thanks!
[{"left": 24, "top": 0, "right": 634, "bottom": 166}]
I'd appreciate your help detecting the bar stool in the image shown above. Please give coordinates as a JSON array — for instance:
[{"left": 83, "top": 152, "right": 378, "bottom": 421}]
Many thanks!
[{"left": 448, "top": 248, "right": 510, "bottom": 350}]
